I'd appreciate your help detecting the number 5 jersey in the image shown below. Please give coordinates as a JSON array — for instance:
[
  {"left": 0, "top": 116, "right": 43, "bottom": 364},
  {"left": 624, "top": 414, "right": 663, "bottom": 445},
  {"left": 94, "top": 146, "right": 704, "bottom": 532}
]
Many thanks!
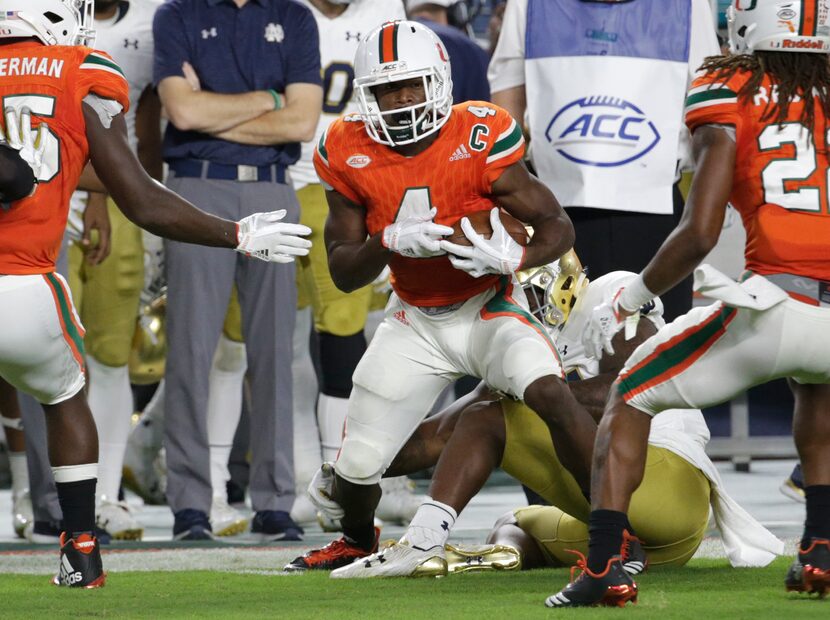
[{"left": 0, "top": 41, "right": 129, "bottom": 275}]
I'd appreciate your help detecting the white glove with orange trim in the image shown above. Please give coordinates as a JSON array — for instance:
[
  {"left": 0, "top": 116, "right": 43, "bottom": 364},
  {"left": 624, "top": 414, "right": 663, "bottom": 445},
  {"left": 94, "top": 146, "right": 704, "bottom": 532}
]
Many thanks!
[
  {"left": 3, "top": 106, "right": 48, "bottom": 184},
  {"left": 382, "top": 207, "right": 453, "bottom": 258},
  {"left": 235, "top": 210, "right": 312, "bottom": 263}
]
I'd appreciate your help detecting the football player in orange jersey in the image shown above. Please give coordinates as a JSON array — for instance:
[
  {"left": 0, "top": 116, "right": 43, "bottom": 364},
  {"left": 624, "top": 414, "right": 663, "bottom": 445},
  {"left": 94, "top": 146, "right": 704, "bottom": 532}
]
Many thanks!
[
  {"left": 287, "top": 20, "right": 599, "bottom": 573},
  {"left": 0, "top": 0, "right": 311, "bottom": 587},
  {"left": 547, "top": 0, "right": 830, "bottom": 608}
]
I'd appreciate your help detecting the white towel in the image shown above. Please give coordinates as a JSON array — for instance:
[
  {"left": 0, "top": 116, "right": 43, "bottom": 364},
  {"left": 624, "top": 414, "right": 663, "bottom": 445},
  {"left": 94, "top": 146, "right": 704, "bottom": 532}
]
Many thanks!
[{"left": 693, "top": 264, "right": 788, "bottom": 311}]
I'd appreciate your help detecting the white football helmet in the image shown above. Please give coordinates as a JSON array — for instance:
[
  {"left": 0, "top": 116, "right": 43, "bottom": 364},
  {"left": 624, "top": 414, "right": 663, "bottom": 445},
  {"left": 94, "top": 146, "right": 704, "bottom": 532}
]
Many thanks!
[
  {"left": 518, "top": 249, "right": 589, "bottom": 329},
  {"left": 354, "top": 20, "right": 453, "bottom": 146},
  {"left": 728, "top": 0, "right": 830, "bottom": 54},
  {"left": 0, "top": 0, "right": 95, "bottom": 47}
]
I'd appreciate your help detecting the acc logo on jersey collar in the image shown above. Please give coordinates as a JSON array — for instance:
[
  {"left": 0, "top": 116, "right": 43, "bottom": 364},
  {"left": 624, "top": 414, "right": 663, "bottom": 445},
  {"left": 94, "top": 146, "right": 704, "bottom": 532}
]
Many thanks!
[
  {"left": 544, "top": 96, "right": 660, "bottom": 168},
  {"left": 347, "top": 154, "right": 372, "bottom": 168}
]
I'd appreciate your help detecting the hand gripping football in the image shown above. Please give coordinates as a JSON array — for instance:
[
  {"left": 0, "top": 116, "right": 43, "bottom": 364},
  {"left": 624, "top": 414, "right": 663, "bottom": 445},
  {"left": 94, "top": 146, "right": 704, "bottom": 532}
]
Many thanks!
[{"left": 445, "top": 209, "right": 530, "bottom": 246}]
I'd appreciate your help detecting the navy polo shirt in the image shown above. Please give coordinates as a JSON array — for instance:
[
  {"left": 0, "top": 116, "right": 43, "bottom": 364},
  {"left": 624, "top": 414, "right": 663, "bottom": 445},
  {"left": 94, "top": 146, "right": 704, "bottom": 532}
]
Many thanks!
[
  {"left": 153, "top": 0, "right": 321, "bottom": 166},
  {"left": 415, "top": 18, "right": 490, "bottom": 104}
]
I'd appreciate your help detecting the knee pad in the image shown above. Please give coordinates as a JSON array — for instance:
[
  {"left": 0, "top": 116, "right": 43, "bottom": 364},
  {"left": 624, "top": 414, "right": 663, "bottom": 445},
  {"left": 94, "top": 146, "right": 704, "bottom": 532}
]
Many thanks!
[
  {"left": 318, "top": 331, "right": 366, "bottom": 398},
  {"left": 335, "top": 437, "right": 386, "bottom": 485}
]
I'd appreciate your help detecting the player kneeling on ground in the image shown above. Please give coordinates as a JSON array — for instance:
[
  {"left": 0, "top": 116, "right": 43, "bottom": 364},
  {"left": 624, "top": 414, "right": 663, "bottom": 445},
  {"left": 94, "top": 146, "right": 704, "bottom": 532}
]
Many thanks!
[
  {"left": 0, "top": 0, "right": 310, "bottom": 588},
  {"left": 313, "top": 252, "right": 782, "bottom": 578}
]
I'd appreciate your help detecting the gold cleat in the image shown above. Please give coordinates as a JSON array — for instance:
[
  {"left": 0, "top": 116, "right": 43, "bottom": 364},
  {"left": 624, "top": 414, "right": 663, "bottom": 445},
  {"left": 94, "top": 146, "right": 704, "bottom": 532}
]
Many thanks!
[
  {"left": 411, "top": 554, "right": 449, "bottom": 578},
  {"left": 445, "top": 543, "right": 521, "bottom": 574}
]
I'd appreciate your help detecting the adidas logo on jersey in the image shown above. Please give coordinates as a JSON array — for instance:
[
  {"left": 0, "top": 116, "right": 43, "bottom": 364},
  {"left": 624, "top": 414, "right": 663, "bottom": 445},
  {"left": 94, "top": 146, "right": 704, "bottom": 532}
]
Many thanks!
[
  {"left": 449, "top": 144, "right": 471, "bottom": 161},
  {"left": 393, "top": 310, "right": 410, "bottom": 326}
]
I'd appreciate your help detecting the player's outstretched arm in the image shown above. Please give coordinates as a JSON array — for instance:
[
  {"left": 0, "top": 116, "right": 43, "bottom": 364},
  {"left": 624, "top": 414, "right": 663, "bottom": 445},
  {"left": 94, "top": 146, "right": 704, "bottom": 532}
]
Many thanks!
[
  {"left": 637, "top": 125, "right": 735, "bottom": 298},
  {"left": 324, "top": 188, "right": 391, "bottom": 292},
  {"left": 84, "top": 103, "right": 237, "bottom": 248},
  {"left": 490, "top": 160, "right": 574, "bottom": 269}
]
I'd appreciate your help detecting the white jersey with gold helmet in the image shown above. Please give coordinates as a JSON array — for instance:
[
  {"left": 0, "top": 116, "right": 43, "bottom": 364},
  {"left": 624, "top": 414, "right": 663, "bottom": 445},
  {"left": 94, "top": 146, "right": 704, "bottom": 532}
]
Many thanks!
[
  {"left": 91, "top": 0, "right": 160, "bottom": 152},
  {"left": 290, "top": 0, "right": 405, "bottom": 190}
]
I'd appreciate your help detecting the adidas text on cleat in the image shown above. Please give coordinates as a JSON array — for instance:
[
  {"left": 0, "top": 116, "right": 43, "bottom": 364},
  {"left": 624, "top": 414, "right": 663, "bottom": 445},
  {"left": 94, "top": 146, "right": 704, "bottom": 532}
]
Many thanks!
[
  {"left": 545, "top": 555, "right": 637, "bottom": 608},
  {"left": 620, "top": 530, "right": 648, "bottom": 576},
  {"left": 330, "top": 539, "right": 448, "bottom": 579},
  {"left": 285, "top": 527, "right": 380, "bottom": 572},
  {"left": 52, "top": 533, "right": 106, "bottom": 588},
  {"left": 786, "top": 538, "right": 830, "bottom": 597},
  {"left": 445, "top": 543, "right": 521, "bottom": 574}
]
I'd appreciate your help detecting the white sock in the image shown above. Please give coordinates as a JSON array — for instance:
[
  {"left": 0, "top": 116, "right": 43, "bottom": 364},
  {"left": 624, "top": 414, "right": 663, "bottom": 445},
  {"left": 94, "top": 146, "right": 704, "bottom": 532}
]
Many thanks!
[
  {"left": 9, "top": 451, "right": 29, "bottom": 497},
  {"left": 403, "top": 497, "right": 457, "bottom": 551},
  {"left": 86, "top": 356, "right": 133, "bottom": 502},
  {"left": 317, "top": 394, "right": 349, "bottom": 463},
  {"left": 206, "top": 334, "right": 247, "bottom": 500},
  {"left": 293, "top": 308, "right": 321, "bottom": 488}
]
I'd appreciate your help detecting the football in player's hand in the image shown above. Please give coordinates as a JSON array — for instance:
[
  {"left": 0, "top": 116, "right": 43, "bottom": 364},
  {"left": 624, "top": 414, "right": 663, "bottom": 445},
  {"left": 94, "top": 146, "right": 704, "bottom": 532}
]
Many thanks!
[{"left": 446, "top": 209, "right": 530, "bottom": 246}]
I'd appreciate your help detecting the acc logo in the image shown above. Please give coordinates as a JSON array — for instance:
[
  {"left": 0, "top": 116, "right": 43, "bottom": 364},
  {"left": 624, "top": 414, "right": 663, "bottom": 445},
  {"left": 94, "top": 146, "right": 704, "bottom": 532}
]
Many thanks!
[
  {"left": 544, "top": 96, "right": 660, "bottom": 167},
  {"left": 347, "top": 154, "right": 371, "bottom": 168}
]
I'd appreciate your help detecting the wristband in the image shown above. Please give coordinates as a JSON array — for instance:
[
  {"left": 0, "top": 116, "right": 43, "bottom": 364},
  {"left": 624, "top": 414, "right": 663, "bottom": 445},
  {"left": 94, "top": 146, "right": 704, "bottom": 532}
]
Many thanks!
[
  {"left": 618, "top": 275, "right": 656, "bottom": 313},
  {"left": 267, "top": 89, "right": 282, "bottom": 110}
]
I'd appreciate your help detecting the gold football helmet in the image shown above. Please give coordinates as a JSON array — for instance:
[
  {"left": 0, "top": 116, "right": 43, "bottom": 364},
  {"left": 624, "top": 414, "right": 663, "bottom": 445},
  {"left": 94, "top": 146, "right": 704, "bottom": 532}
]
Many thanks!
[
  {"left": 128, "top": 291, "right": 167, "bottom": 385},
  {"left": 518, "top": 249, "right": 588, "bottom": 328}
]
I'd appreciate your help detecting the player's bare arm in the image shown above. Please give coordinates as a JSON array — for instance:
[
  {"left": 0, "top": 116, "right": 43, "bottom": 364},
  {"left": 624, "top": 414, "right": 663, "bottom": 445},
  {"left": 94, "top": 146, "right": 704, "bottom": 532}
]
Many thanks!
[
  {"left": 84, "top": 103, "right": 237, "bottom": 248},
  {"left": 324, "top": 188, "right": 390, "bottom": 292},
  {"left": 636, "top": 125, "right": 735, "bottom": 302},
  {"left": 214, "top": 82, "right": 322, "bottom": 145},
  {"left": 490, "top": 159, "right": 574, "bottom": 268},
  {"left": 158, "top": 75, "right": 277, "bottom": 135}
]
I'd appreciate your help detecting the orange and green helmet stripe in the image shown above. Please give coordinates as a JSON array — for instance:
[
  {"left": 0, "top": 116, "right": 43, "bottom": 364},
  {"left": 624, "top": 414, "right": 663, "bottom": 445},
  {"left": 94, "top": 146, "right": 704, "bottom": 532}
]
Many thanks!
[
  {"left": 800, "top": 0, "right": 819, "bottom": 37},
  {"left": 378, "top": 22, "right": 400, "bottom": 64}
]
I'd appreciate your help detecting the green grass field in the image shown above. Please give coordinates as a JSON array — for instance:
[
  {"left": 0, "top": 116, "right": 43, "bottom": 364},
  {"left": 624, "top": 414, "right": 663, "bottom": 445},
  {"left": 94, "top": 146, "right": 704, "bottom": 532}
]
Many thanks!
[{"left": 2, "top": 558, "right": 828, "bottom": 619}]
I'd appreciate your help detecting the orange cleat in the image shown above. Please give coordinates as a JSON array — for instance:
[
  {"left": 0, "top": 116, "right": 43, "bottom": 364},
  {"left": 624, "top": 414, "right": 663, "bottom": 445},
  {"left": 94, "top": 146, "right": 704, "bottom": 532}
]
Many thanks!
[
  {"left": 786, "top": 538, "right": 830, "bottom": 598},
  {"left": 52, "top": 532, "right": 106, "bottom": 588},
  {"left": 545, "top": 551, "right": 637, "bottom": 608},
  {"left": 285, "top": 527, "right": 381, "bottom": 572}
]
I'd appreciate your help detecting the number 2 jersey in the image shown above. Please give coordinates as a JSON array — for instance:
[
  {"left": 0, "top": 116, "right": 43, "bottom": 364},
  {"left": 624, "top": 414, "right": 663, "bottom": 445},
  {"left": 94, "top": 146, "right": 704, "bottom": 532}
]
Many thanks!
[
  {"left": 314, "top": 102, "right": 525, "bottom": 307},
  {"left": 685, "top": 67, "right": 830, "bottom": 281},
  {"left": 0, "top": 41, "right": 129, "bottom": 275}
]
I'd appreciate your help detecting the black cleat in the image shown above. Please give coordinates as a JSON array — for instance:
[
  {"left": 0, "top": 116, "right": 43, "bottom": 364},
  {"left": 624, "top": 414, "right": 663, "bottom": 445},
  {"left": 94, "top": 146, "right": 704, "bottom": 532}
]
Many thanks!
[
  {"left": 285, "top": 527, "right": 380, "bottom": 572},
  {"left": 52, "top": 532, "right": 106, "bottom": 588},
  {"left": 786, "top": 538, "right": 830, "bottom": 597},
  {"left": 620, "top": 530, "right": 648, "bottom": 575},
  {"left": 545, "top": 554, "right": 637, "bottom": 608}
]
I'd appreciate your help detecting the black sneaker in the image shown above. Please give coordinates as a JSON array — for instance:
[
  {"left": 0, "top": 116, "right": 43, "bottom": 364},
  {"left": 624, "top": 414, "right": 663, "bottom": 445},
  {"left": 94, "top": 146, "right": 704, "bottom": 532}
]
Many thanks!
[
  {"left": 173, "top": 509, "right": 214, "bottom": 541},
  {"left": 285, "top": 527, "right": 380, "bottom": 572},
  {"left": 785, "top": 538, "right": 830, "bottom": 597},
  {"left": 545, "top": 555, "right": 638, "bottom": 608},
  {"left": 52, "top": 532, "right": 106, "bottom": 588},
  {"left": 251, "top": 510, "right": 303, "bottom": 542},
  {"left": 620, "top": 530, "right": 648, "bottom": 575}
]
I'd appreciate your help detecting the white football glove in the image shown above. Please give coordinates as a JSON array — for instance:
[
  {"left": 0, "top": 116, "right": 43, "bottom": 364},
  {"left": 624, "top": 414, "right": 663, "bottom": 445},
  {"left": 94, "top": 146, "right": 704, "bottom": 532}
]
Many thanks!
[
  {"left": 382, "top": 206, "right": 453, "bottom": 258},
  {"left": 582, "top": 287, "right": 642, "bottom": 360},
  {"left": 307, "top": 462, "right": 345, "bottom": 521},
  {"left": 3, "top": 106, "right": 48, "bottom": 183},
  {"left": 235, "top": 209, "right": 312, "bottom": 263},
  {"left": 439, "top": 207, "right": 525, "bottom": 278}
]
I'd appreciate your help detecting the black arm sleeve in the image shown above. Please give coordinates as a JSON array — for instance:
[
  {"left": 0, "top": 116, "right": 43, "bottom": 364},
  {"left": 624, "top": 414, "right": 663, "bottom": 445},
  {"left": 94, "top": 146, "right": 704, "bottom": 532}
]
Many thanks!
[{"left": 0, "top": 144, "right": 35, "bottom": 204}]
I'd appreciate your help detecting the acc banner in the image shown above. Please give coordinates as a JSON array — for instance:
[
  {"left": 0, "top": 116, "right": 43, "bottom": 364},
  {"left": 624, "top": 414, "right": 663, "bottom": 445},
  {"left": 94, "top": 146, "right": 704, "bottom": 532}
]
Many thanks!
[{"left": 524, "top": 0, "right": 691, "bottom": 214}]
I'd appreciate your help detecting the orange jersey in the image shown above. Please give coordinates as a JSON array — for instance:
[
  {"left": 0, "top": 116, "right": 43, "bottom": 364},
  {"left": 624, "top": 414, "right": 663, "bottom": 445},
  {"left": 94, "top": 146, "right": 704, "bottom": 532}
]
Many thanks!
[
  {"left": 0, "top": 41, "right": 129, "bottom": 275},
  {"left": 314, "top": 101, "right": 525, "bottom": 306},
  {"left": 685, "top": 68, "right": 830, "bottom": 281}
]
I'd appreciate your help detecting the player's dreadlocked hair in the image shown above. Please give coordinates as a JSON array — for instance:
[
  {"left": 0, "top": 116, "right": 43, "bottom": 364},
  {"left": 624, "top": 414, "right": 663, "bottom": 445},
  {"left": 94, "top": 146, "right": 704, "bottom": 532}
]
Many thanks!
[{"left": 699, "top": 51, "right": 830, "bottom": 128}]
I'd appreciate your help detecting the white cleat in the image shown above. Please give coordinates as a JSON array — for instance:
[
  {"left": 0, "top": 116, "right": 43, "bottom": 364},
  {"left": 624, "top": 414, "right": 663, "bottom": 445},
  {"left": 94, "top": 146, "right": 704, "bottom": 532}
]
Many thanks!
[
  {"left": 376, "top": 476, "right": 424, "bottom": 525},
  {"left": 210, "top": 497, "right": 248, "bottom": 537},
  {"left": 96, "top": 499, "right": 144, "bottom": 541},
  {"left": 123, "top": 420, "right": 167, "bottom": 505},
  {"left": 330, "top": 539, "right": 448, "bottom": 579},
  {"left": 12, "top": 489, "right": 33, "bottom": 539}
]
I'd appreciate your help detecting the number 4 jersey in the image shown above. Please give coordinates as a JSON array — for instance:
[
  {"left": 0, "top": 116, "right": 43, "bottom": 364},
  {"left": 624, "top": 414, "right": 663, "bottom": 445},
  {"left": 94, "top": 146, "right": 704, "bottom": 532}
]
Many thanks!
[
  {"left": 685, "top": 68, "right": 830, "bottom": 281},
  {"left": 0, "top": 41, "right": 129, "bottom": 275},
  {"left": 314, "top": 101, "right": 525, "bottom": 307}
]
